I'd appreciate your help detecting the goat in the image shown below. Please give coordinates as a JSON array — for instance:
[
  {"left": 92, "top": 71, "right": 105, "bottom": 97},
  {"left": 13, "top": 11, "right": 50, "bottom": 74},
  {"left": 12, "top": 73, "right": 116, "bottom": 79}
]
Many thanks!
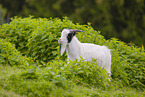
[{"left": 58, "top": 29, "right": 111, "bottom": 76}]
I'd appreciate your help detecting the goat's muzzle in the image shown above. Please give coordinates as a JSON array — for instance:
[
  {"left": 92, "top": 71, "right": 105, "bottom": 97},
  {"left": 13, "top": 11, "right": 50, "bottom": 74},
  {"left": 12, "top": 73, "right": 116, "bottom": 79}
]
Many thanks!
[{"left": 58, "top": 38, "right": 61, "bottom": 44}]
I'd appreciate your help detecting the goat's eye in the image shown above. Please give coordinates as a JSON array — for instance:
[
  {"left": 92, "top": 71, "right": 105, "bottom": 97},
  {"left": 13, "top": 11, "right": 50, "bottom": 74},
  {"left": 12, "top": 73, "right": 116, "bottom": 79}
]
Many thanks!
[{"left": 67, "top": 36, "right": 70, "bottom": 39}]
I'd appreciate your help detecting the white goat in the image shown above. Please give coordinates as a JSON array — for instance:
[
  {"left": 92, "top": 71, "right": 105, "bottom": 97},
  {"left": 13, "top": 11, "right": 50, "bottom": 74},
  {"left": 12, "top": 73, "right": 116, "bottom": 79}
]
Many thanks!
[{"left": 58, "top": 29, "right": 111, "bottom": 75}]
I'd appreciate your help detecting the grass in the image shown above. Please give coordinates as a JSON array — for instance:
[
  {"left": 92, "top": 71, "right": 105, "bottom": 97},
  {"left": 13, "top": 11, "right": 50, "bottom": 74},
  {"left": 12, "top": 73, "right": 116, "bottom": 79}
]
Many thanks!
[
  {"left": 0, "top": 88, "right": 26, "bottom": 97},
  {"left": 0, "top": 65, "right": 144, "bottom": 97}
]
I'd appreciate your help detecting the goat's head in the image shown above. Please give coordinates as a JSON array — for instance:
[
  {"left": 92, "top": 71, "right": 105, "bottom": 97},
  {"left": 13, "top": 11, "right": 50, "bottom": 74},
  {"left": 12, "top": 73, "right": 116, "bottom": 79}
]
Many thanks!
[{"left": 58, "top": 29, "right": 82, "bottom": 56}]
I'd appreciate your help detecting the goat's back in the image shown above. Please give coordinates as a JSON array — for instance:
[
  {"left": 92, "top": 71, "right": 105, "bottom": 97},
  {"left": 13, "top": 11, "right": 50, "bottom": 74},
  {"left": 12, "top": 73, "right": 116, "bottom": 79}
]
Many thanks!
[{"left": 81, "top": 43, "right": 111, "bottom": 73}]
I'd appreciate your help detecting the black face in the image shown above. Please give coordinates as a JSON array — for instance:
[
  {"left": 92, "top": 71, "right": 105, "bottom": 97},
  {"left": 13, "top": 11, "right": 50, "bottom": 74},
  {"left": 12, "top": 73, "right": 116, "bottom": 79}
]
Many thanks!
[{"left": 67, "top": 32, "right": 76, "bottom": 43}]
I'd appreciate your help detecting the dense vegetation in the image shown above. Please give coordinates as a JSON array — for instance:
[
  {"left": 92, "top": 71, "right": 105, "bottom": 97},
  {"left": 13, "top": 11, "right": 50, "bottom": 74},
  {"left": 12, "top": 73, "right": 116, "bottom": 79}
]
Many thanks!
[
  {"left": 0, "top": 0, "right": 145, "bottom": 46},
  {"left": 0, "top": 17, "right": 145, "bottom": 96}
]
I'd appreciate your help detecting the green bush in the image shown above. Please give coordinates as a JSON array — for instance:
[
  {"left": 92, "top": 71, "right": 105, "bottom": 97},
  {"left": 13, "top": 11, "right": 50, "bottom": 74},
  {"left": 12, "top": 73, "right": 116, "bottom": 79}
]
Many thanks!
[
  {"left": 0, "top": 39, "right": 33, "bottom": 66},
  {"left": 106, "top": 38, "right": 145, "bottom": 89},
  {"left": 0, "top": 59, "right": 110, "bottom": 97},
  {"left": 0, "top": 16, "right": 105, "bottom": 62},
  {"left": 0, "top": 16, "right": 144, "bottom": 93},
  {"left": 0, "top": 16, "right": 35, "bottom": 54},
  {"left": 45, "top": 59, "right": 110, "bottom": 88}
]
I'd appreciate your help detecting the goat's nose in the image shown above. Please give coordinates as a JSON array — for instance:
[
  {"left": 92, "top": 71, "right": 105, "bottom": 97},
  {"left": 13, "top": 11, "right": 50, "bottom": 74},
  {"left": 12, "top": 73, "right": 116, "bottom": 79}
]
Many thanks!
[{"left": 58, "top": 38, "right": 61, "bottom": 44}]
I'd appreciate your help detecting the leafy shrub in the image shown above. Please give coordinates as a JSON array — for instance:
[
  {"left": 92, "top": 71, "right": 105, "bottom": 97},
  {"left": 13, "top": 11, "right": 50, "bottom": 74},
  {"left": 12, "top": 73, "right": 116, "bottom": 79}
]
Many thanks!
[
  {"left": 0, "top": 39, "right": 33, "bottom": 66},
  {"left": 0, "top": 16, "right": 144, "bottom": 91},
  {"left": 0, "top": 59, "right": 110, "bottom": 97},
  {"left": 45, "top": 59, "right": 110, "bottom": 88},
  {"left": 0, "top": 16, "right": 35, "bottom": 54},
  {"left": 106, "top": 38, "right": 145, "bottom": 89},
  {"left": 0, "top": 16, "right": 104, "bottom": 62}
]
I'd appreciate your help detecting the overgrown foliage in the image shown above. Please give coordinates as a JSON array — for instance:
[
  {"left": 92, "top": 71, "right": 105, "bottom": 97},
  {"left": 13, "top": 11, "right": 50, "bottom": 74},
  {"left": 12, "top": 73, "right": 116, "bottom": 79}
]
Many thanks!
[
  {"left": 0, "top": 17, "right": 144, "bottom": 96},
  {"left": 0, "top": 39, "right": 34, "bottom": 66},
  {"left": 1, "top": 0, "right": 145, "bottom": 46}
]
